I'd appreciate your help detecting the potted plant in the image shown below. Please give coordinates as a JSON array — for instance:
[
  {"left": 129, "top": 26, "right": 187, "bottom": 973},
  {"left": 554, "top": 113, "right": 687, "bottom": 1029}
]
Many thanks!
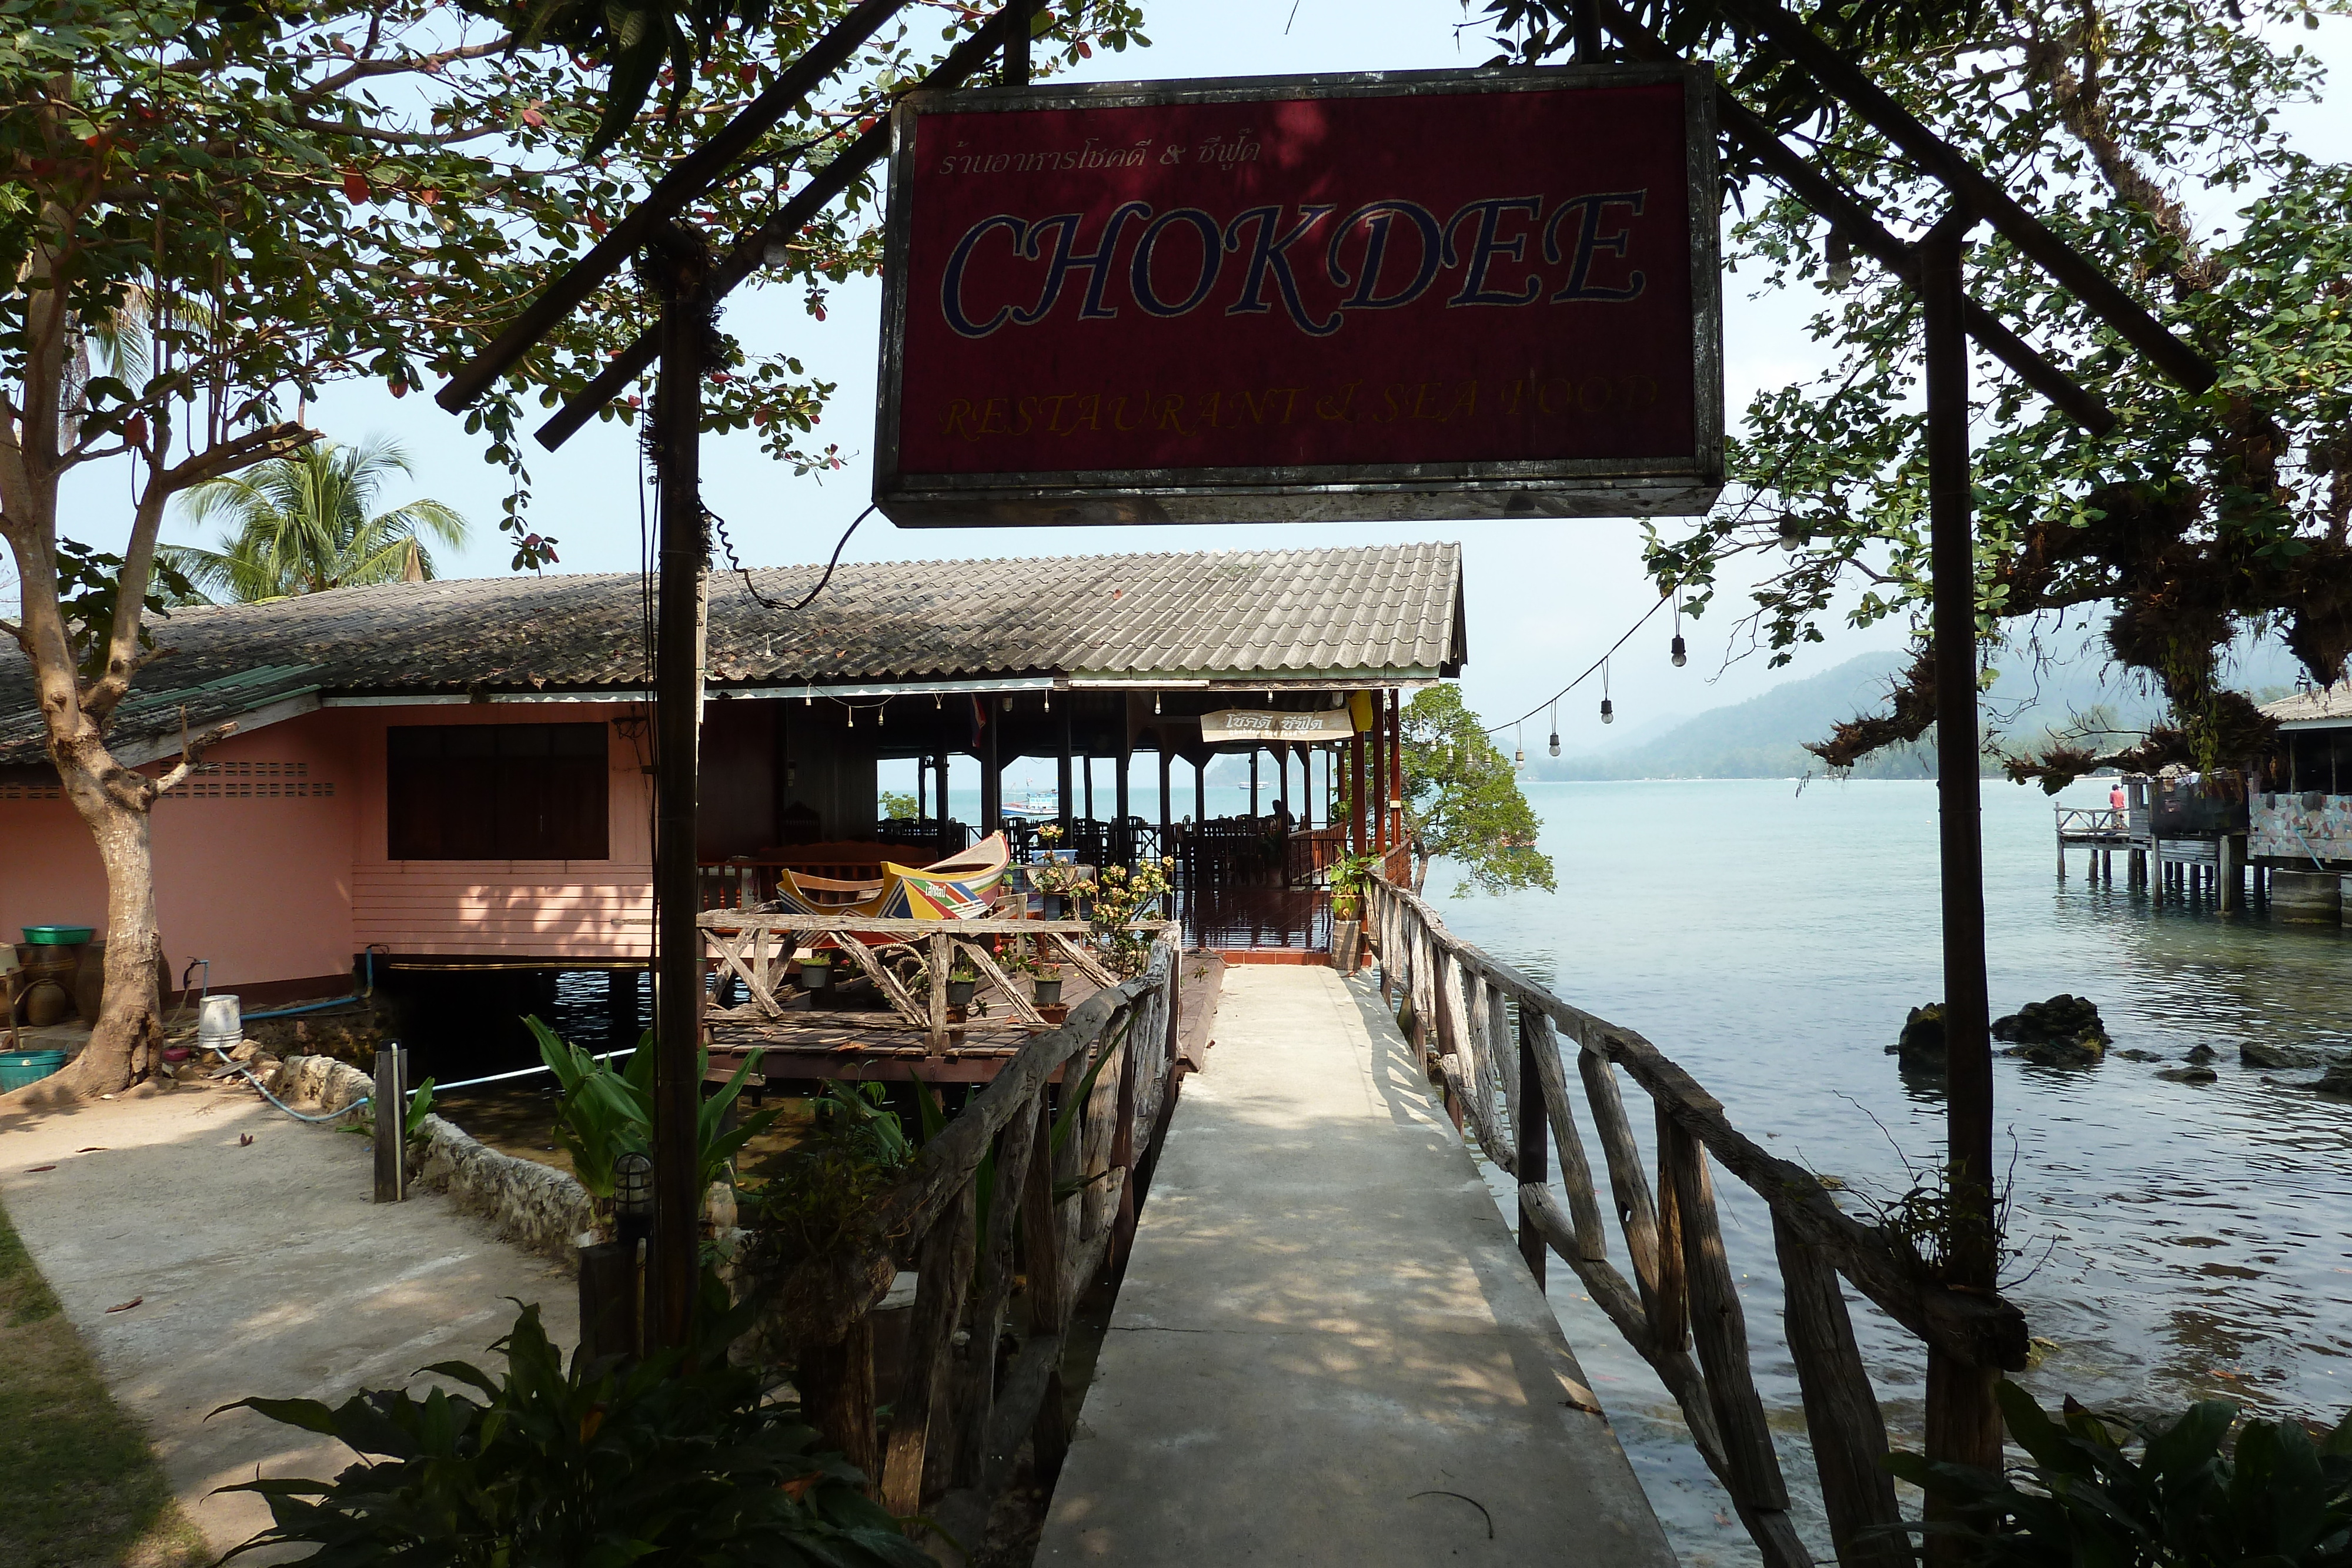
[
  {"left": 797, "top": 951, "right": 833, "bottom": 993},
  {"left": 1033, "top": 962, "right": 1063, "bottom": 1008},
  {"left": 946, "top": 960, "right": 979, "bottom": 1009},
  {"left": 1327, "top": 851, "right": 1381, "bottom": 971}
]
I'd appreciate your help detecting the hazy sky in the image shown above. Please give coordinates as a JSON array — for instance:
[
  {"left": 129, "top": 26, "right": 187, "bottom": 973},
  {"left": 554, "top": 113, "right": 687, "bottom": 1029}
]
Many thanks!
[{"left": 35, "top": 2, "right": 2351, "bottom": 747}]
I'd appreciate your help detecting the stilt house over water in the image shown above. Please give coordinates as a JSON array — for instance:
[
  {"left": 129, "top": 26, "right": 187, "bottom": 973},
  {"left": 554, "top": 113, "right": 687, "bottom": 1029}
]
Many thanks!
[{"left": 0, "top": 544, "right": 1462, "bottom": 1002}]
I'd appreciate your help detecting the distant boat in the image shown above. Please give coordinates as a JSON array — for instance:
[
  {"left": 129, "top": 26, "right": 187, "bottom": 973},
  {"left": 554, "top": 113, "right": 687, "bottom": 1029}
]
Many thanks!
[{"left": 1004, "top": 797, "right": 1059, "bottom": 818}]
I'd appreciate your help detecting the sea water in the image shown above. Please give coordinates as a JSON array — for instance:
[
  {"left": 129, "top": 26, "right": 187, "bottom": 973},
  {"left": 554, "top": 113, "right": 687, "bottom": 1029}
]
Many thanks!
[{"left": 1426, "top": 777, "right": 2352, "bottom": 1564}]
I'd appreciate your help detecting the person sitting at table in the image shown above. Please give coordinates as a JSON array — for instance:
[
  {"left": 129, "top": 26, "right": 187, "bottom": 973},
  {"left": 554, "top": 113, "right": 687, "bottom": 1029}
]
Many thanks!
[{"left": 1270, "top": 798, "right": 1294, "bottom": 836}]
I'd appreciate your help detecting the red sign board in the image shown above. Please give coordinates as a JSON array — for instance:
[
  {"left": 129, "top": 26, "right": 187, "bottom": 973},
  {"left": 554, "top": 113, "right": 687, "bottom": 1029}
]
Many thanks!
[{"left": 875, "top": 66, "right": 1720, "bottom": 526}]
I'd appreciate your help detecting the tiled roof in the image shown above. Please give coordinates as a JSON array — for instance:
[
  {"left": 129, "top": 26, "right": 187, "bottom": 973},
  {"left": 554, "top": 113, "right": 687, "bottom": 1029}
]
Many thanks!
[
  {"left": 2261, "top": 683, "right": 2352, "bottom": 726},
  {"left": 0, "top": 543, "right": 1464, "bottom": 765}
]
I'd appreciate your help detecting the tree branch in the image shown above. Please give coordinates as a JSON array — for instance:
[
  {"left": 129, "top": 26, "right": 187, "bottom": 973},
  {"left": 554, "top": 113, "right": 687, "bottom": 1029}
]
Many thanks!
[{"left": 152, "top": 717, "right": 238, "bottom": 797}]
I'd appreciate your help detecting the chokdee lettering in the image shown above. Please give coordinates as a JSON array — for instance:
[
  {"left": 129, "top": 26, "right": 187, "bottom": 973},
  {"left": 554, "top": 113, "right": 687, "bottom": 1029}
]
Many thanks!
[{"left": 937, "top": 190, "right": 1651, "bottom": 339}]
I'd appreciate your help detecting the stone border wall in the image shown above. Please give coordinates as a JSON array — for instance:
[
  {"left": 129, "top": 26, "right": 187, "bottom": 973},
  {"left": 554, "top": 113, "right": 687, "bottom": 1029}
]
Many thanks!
[{"left": 265, "top": 1054, "right": 594, "bottom": 1269}]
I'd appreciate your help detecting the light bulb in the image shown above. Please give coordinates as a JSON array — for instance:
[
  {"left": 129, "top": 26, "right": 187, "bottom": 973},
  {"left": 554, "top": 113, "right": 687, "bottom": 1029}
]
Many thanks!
[
  {"left": 877, "top": 703, "right": 885, "bottom": 727},
  {"left": 1601, "top": 698, "right": 1615, "bottom": 724},
  {"left": 1671, "top": 635, "right": 1688, "bottom": 668},
  {"left": 763, "top": 230, "right": 790, "bottom": 268},
  {"left": 1044, "top": 688, "right": 1051, "bottom": 711},
  {"left": 847, "top": 706, "right": 855, "bottom": 728},
  {"left": 1154, "top": 691, "right": 1162, "bottom": 714},
  {"left": 1549, "top": 731, "right": 1560, "bottom": 756},
  {"left": 1514, "top": 746, "right": 1525, "bottom": 765}
]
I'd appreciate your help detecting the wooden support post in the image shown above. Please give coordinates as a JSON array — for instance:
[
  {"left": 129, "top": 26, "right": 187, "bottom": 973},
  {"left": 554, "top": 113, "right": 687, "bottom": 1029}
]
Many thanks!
[
  {"left": 1158, "top": 748, "right": 1172, "bottom": 867},
  {"left": 1580, "top": 1049, "right": 1663, "bottom": 1306},
  {"left": 372, "top": 1045, "right": 407, "bottom": 1202},
  {"left": 1349, "top": 721, "right": 1367, "bottom": 855},
  {"left": 1249, "top": 748, "right": 1259, "bottom": 817},
  {"left": 1369, "top": 704, "right": 1387, "bottom": 853},
  {"left": 1058, "top": 703, "right": 1074, "bottom": 838},
  {"left": 1516, "top": 1010, "right": 1546, "bottom": 1288},
  {"left": 649, "top": 223, "right": 710, "bottom": 1352},
  {"left": 981, "top": 701, "right": 1001, "bottom": 834},
  {"left": 1020, "top": 1100, "right": 1070, "bottom": 1335},
  {"left": 1193, "top": 757, "right": 1206, "bottom": 828},
  {"left": 1387, "top": 688, "right": 1404, "bottom": 857},
  {"left": 1922, "top": 207, "right": 2004, "bottom": 1532},
  {"left": 1115, "top": 748, "right": 1131, "bottom": 844}
]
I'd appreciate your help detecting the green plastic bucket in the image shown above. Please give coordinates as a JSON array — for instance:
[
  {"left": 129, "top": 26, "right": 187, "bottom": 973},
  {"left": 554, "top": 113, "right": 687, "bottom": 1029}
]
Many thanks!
[
  {"left": 21, "top": 925, "right": 94, "bottom": 947},
  {"left": 0, "top": 1051, "right": 68, "bottom": 1091}
]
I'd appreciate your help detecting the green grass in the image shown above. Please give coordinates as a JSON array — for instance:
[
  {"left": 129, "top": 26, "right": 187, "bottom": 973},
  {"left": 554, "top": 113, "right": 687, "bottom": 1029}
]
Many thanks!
[{"left": 0, "top": 1191, "right": 209, "bottom": 1568}]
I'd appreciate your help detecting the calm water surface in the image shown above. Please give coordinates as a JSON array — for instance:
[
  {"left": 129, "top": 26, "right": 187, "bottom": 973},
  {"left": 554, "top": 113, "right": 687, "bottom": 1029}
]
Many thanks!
[{"left": 1423, "top": 778, "right": 2352, "bottom": 1564}]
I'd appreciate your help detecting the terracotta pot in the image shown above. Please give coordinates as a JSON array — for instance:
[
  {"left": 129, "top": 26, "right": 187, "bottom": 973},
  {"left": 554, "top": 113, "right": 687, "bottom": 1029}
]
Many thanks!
[
  {"left": 1038, "top": 1002, "right": 1070, "bottom": 1025},
  {"left": 24, "top": 981, "right": 71, "bottom": 1028}
]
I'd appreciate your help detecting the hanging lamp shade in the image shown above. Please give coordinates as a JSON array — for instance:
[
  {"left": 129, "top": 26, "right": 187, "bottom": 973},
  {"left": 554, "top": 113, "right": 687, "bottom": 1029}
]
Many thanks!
[
  {"left": 1671, "top": 634, "right": 1688, "bottom": 668},
  {"left": 1601, "top": 698, "right": 1615, "bottom": 724}
]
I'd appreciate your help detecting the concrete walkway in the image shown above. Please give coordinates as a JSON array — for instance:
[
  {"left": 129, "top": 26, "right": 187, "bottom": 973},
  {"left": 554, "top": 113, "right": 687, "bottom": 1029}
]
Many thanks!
[
  {"left": 1038, "top": 965, "right": 1675, "bottom": 1566},
  {"left": 0, "top": 1079, "right": 576, "bottom": 1562}
]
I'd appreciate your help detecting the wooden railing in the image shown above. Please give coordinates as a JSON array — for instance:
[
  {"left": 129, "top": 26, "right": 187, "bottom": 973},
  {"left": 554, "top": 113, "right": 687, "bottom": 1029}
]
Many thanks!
[
  {"left": 753, "top": 937, "right": 1182, "bottom": 1543},
  {"left": 698, "top": 912, "right": 1174, "bottom": 1053},
  {"left": 1365, "top": 877, "right": 2026, "bottom": 1568}
]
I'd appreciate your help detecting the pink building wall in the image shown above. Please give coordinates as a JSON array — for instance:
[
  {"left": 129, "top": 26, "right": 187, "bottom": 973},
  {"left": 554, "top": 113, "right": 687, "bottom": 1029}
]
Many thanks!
[
  {"left": 0, "top": 702, "right": 656, "bottom": 989},
  {"left": 0, "top": 713, "right": 358, "bottom": 988}
]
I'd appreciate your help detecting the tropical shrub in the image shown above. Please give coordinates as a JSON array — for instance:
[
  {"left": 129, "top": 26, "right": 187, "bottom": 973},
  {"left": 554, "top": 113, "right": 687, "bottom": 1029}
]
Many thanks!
[
  {"left": 216, "top": 1276, "right": 928, "bottom": 1566},
  {"left": 526, "top": 1019, "right": 778, "bottom": 1204},
  {"left": 1887, "top": 1380, "right": 2352, "bottom": 1567}
]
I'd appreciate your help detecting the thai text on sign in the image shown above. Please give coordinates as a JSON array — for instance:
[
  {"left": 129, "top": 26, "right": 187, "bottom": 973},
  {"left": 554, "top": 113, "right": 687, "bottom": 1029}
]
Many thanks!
[
  {"left": 875, "top": 66, "right": 1722, "bottom": 526},
  {"left": 1198, "top": 708, "right": 1357, "bottom": 743}
]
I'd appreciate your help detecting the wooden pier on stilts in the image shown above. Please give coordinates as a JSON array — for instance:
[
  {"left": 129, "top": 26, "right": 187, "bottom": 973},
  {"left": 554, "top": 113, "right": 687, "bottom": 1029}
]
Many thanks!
[{"left": 2056, "top": 774, "right": 2256, "bottom": 909}]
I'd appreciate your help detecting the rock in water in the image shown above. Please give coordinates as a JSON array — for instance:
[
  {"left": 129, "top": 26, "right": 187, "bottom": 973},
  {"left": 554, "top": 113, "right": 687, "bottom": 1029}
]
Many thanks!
[
  {"left": 2185, "top": 1044, "right": 2217, "bottom": 1065},
  {"left": 1892, "top": 1004, "right": 1947, "bottom": 1070},
  {"left": 1992, "top": 993, "right": 2111, "bottom": 1065},
  {"left": 2240, "top": 1042, "right": 2320, "bottom": 1070},
  {"left": 2314, "top": 1064, "right": 2352, "bottom": 1100},
  {"left": 2157, "top": 1066, "right": 2219, "bottom": 1085}
]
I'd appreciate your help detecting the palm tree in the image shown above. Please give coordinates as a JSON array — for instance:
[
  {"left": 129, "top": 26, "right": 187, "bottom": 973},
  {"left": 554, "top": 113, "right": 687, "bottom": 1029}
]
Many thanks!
[{"left": 165, "top": 438, "right": 469, "bottom": 602}]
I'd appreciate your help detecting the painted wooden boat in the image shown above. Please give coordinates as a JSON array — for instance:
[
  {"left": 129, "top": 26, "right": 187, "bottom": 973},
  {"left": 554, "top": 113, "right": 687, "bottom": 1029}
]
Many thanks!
[{"left": 763, "top": 833, "right": 1011, "bottom": 923}]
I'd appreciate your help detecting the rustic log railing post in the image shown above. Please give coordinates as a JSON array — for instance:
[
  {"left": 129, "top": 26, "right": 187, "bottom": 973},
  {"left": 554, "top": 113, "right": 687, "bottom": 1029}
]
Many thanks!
[
  {"left": 1369, "top": 874, "right": 2027, "bottom": 1568},
  {"left": 881, "top": 1181, "right": 975, "bottom": 1514},
  {"left": 1775, "top": 1213, "right": 1906, "bottom": 1568},
  {"left": 1515, "top": 1008, "right": 1546, "bottom": 1286},
  {"left": 1651, "top": 1105, "right": 1691, "bottom": 1352},
  {"left": 926, "top": 929, "right": 951, "bottom": 1054}
]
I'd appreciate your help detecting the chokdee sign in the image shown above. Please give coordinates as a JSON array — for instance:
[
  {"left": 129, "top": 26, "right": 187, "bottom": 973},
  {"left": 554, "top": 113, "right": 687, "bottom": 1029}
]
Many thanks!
[{"left": 874, "top": 65, "right": 1722, "bottom": 527}]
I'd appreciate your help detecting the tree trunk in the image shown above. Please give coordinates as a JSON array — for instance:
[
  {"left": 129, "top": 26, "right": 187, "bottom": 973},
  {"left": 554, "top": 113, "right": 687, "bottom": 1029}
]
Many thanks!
[{"left": 34, "top": 753, "right": 165, "bottom": 1098}]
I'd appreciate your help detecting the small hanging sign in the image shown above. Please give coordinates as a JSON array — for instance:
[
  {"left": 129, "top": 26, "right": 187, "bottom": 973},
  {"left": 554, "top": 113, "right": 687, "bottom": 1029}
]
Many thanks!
[
  {"left": 874, "top": 64, "right": 1722, "bottom": 527},
  {"left": 1198, "top": 708, "right": 1357, "bottom": 743}
]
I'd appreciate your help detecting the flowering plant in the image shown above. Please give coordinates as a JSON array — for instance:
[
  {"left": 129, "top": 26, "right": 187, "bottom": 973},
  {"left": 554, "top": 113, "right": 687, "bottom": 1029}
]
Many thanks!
[{"left": 1073, "top": 857, "right": 1176, "bottom": 977}]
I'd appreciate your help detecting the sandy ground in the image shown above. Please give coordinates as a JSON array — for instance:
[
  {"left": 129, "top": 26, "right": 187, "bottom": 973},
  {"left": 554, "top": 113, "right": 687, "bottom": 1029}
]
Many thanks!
[{"left": 0, "top": 1076, "right": 578, "bottom": 1563}]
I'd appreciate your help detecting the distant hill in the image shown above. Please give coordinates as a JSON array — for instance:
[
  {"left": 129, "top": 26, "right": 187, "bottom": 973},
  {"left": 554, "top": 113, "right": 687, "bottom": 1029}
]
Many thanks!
[{"left": 1528, "top": 637, "right": 2303, "bottom": 782}]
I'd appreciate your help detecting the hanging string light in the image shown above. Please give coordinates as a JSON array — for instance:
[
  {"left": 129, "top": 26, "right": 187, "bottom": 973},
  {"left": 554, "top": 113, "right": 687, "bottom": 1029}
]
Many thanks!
[
  {"left": 1671, "top": 590, "right": 1688, "bottom": 668},
  {"left": 1548, "top": 700, "right": 1560, "bottom": 757},
  {"left": 877, "top": 700, "right": 886, "bottom": 728},
  {"left": 1514, "top": 723, "right": 1526, "bottom": 767},
  {"left": 1600, "top": 658, "right": 1614, "bottom": 724},
  {"left": 1154, "top": 691, "right": 1162, "bottom": 714}
]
